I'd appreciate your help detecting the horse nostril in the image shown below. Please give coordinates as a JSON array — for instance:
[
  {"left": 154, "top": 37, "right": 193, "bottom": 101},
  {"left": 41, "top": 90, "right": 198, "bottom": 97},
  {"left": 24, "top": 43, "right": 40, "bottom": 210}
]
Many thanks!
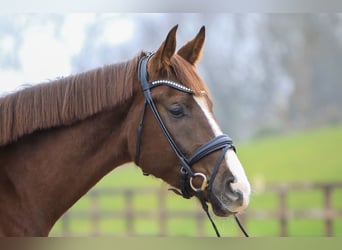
[
  {"left": 224, "top": 176, "right": 235, "bottom": 192},
  {"left": 223, "top": 176, "right": 244, "bottom": 205}
]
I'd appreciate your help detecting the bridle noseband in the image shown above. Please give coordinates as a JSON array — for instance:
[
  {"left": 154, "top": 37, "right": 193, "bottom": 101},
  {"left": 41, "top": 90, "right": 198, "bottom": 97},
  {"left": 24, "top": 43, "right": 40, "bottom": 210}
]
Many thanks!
[{"left": 135, "top": 52, "right": 249, "bottom": 237}]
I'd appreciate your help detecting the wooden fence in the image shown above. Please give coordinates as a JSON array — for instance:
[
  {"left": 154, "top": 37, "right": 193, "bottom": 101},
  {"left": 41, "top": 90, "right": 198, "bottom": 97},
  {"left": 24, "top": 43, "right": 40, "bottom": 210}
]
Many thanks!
[
  {"left": 53, "top": 182, "right": 342, "bottom": 236},
  {"left": 242, "top": 182, "right": 342, "bottom": 236}
]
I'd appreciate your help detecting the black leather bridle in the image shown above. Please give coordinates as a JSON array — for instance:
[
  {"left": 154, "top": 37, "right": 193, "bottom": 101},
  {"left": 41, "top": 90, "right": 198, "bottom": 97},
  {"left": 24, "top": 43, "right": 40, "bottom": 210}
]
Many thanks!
[{"left": 135, "top": 52, "right": 248, "bottom": 237}]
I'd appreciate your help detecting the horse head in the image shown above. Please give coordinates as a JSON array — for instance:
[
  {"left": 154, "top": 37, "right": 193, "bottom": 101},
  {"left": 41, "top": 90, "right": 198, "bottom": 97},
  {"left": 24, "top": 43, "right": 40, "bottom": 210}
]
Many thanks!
[{"left": 128, "top": 25, "right": 251, "bottom": 217}]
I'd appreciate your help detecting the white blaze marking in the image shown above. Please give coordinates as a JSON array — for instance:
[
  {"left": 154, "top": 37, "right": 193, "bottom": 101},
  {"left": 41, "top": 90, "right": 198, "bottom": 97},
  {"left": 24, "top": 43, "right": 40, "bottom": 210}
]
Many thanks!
[
  {"left": 227, "top": 150, "right": 251, "bottom": 211},
  {"left": 194, "top": 96, "right": 251, "bottom": 212},
  {"left": 194, "top": 97, "right": 222, "bottom": 136}
]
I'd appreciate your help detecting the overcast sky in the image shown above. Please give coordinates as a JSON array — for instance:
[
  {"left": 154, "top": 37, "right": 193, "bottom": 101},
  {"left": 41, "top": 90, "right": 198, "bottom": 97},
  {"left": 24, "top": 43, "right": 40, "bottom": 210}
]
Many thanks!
[{"left": 0, "top": 14, "right": 134, "bottom": 96}]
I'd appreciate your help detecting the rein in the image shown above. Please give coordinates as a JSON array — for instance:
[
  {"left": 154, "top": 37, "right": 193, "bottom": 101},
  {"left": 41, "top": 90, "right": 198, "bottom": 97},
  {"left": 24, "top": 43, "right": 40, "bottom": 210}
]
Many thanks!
[{"left": 135, "top": 52, "right": 249, "bottom": 237}]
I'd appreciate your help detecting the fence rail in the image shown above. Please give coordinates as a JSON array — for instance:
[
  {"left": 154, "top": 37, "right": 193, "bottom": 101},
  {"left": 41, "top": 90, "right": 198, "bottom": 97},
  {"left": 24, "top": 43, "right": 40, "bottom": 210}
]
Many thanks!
[
  {"left": 242, "top": 182, "right": 342, "bottom": 236},
  {"left": 54, "top": 182, "right": 342, "bottom": 236}
]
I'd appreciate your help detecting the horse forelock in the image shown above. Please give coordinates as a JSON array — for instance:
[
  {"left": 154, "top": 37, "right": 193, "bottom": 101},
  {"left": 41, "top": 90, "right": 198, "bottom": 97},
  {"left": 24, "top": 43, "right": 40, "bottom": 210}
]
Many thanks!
[
  {"left": 170, "top": 55, "right": 210, "bottom": 98},
  {"left": 0, "top": 52, "right": 144, "bottom": 146}
]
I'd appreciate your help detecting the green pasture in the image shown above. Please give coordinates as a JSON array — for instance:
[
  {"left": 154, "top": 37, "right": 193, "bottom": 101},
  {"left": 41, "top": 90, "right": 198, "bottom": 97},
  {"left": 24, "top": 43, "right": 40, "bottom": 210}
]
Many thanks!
[{"left": 50, "top": 125, "right": 342, "bottom": 236}]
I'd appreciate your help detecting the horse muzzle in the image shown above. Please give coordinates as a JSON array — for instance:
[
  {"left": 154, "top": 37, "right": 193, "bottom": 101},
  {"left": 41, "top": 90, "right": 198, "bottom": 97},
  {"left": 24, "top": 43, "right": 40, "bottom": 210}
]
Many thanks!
[{"left": 209, "top": 176, "right": 250, "bottom": 217}]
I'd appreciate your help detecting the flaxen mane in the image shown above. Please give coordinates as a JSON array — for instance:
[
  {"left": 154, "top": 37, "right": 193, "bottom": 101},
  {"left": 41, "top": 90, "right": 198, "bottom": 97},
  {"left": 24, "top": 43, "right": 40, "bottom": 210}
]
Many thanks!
[{"left": 0, "top": 53, "right": 143, "bottom": 146}]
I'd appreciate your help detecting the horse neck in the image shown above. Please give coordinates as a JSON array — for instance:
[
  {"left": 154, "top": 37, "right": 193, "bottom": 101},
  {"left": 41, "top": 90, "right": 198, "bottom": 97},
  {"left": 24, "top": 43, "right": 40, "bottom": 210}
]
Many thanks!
[{"left": 0, "top": 88, "right": 137, "bottom": 236}]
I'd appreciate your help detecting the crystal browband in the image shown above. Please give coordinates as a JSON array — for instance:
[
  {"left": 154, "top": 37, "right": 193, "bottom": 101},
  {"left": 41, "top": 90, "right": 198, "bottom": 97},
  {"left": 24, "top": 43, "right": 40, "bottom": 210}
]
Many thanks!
[{"left": 150, "top": 79, "right": 193, "bottom": 94}]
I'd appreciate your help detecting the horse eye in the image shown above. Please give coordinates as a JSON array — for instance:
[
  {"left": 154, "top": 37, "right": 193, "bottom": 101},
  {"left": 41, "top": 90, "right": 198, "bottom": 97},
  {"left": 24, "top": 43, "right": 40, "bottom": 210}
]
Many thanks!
[{"left": 169, "top": 105, "right": 184, "bottom": 118}]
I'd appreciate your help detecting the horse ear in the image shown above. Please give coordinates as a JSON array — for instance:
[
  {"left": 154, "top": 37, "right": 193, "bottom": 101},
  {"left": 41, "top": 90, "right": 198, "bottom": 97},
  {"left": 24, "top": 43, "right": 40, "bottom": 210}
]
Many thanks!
[
  {"left": 150, "top": 25, "right": 178, "bottom": 70},
  {"left": 177, "top": 26, "right": 205, "bottom": 65}
]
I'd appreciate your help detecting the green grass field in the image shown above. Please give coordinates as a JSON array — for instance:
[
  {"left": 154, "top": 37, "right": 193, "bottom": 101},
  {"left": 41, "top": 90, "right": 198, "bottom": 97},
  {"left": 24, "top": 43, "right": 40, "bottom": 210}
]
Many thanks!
[
  {"left": 50, "top": 125, "right": 342, "bottom": 236},
  {"left": 239, "top": 124, "right": 342, "bottom": 183}
]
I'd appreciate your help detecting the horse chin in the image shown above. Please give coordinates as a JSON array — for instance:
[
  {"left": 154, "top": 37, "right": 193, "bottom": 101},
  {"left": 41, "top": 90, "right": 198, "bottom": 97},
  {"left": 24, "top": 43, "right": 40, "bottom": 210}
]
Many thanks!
[{"left": 208, "top": 192, "right": 235, "bottom": 217}]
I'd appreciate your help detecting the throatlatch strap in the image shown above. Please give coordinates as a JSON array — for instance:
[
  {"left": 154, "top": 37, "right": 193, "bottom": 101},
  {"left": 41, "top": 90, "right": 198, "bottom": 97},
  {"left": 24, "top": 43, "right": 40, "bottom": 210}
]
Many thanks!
[{"left": 135, "top": 101, "right": 148, "bottom": 166}]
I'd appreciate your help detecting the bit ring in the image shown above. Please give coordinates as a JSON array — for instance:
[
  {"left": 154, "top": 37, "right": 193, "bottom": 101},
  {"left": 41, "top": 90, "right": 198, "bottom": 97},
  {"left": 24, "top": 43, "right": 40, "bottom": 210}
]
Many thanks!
[{"left": 190, "top": 172, "right": 208, "bottom": 192}]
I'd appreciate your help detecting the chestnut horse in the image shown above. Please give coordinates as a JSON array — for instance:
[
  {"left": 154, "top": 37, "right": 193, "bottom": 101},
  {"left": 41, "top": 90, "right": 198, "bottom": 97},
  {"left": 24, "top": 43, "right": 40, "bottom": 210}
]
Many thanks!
[{"left": 0, "top": 25, "right": 250, "bottom": 236}]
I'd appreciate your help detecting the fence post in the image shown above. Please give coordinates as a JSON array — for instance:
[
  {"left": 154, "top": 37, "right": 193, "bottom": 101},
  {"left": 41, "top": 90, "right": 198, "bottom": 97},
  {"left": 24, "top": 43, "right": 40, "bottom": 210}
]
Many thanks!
[
  {"left": 90, "top": 190, "right": 100, "bottom": 236},
  {"left": 195, "top": 203, "right": 205, "bottom": 236},
  {"left": 158, "top": 188, "right": 167, "bottom": 236},
  {"left": 323, "top": 185, "right": 333, "bottom": 236},
  {"left": 124, "top": 189, "right": 134, "bottom": 236},
  {"left": 60, "top": 212, "right": 70, "bottom": 236},
  {"left": 238, "top": 213, "right": 248, "bottom": 237},
  {"left": 279, "top": 187, "right": 287, "bottom": 236}
]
